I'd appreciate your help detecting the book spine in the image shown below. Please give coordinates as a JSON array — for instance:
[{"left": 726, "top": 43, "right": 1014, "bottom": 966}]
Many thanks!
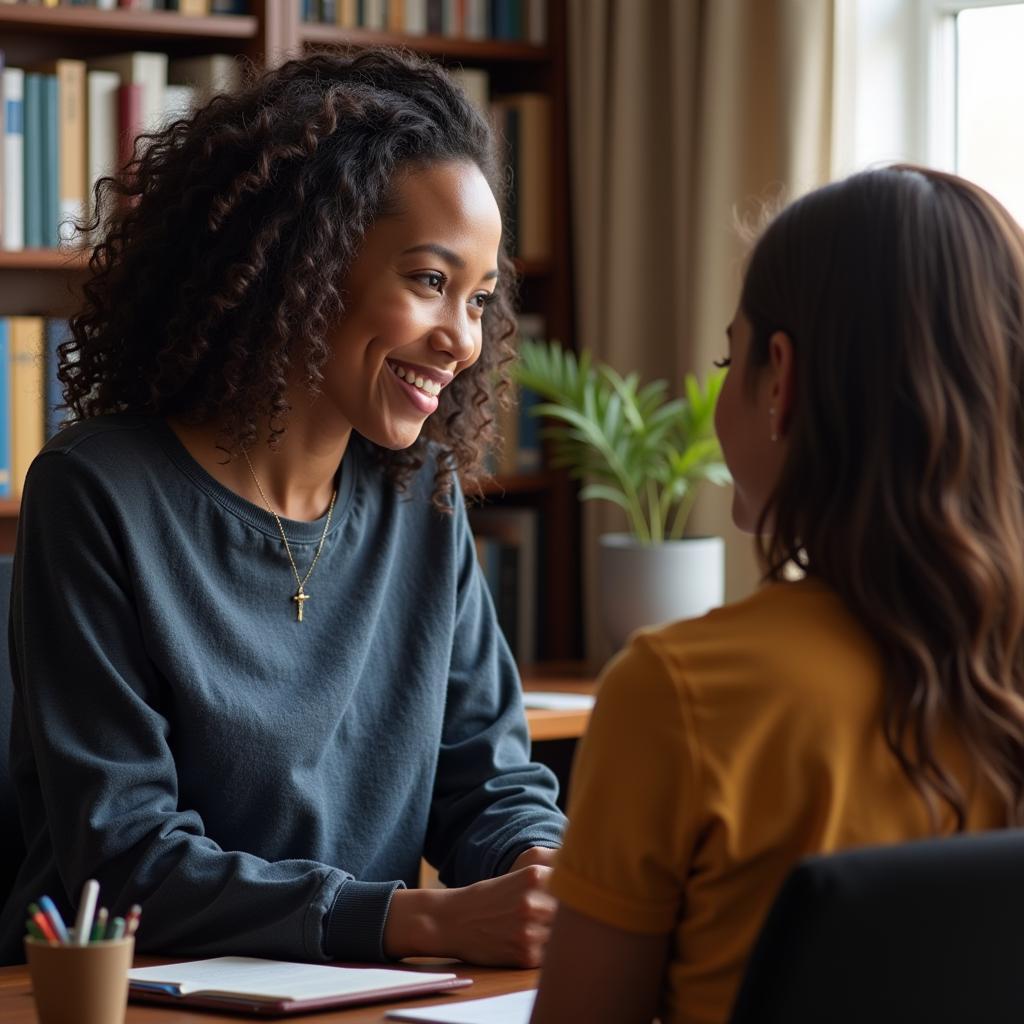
[
  {"left": 441, "top": 0, "right": 456, "bottom": 35},
  {"left": 464, "top": 0, "right": 486, "bottom": 39},
  {"left": 178, "top": 0, "right": 209, "bottom": 13},
  {"left": 451, "top": 67, "right": 489, "bottom": 116},
  {"left": 403, "top": 0, "right": 426, "bottom": 34},
  {"left": 526, "top": 0, "right": 546, "bottom": 44},
  {"left": 0, "top": 50, "right": 5, "bottom": 251},
  {"left": 2, "top": 67, "right": 24, "bottom": 252},
  {"left": 118, "top": 82, "right": 144, "bottom": 170},
  {"left": 338, "top": 0, "right": 358, "bottom": 26},
  {"left": 41, "top": 73, "right": 59, "bottom": 247},
  {"left": 9, "top": 316, "right": 44, "bottom": 499},
  {"left": 425, "top": 0, "right": 442, "bottom": 34},
  {"left": 86, "top": 70, "right": 120, "bottom": 228},
  {"left": 363, "top": 0, "right": 385, "bottom": 29},
  {"left": 23, "top": 73, "right": 43, "bottom": 250},
  {"left": 516, "top": 387, "right": 541, "bottom": 471},
  {"left": 509, "top": 94, "right": 550, "bottom": 260},
  {"left": 56, "top": 60, "right": 87, "bottom": 244},
  {"left": 0, "top": 318, "right": 10, "bottom": 498}
]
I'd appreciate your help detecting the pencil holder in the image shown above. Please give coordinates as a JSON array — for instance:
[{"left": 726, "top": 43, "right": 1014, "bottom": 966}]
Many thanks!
[{"left": 25, "top": 936, "right": 134, "bottom": 1024}]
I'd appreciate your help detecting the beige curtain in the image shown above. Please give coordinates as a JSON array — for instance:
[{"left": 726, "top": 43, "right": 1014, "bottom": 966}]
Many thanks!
[{"left": 567, "top": 0, "right": 835, "bottom": 662}]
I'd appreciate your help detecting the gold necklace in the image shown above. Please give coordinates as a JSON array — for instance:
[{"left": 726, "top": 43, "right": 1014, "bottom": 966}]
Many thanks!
[{"left": 242, "top": 449, "right": 338, "bottom": 622}]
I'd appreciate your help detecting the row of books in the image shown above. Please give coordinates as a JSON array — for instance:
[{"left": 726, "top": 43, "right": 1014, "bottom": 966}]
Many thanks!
[
  {"left": 0, "top": 316, "right": 67, "bottom": 499},
  {"left": 492, "top": 92, "right": 550, "bottom": 262},
  {"left": 451, "top": 72, "right": 553, "bottom": 261},
  {"left": 0, "top": 52, "right": 241, "bottom": 251},
  {"left": 302, "top": 0, "right": 548, "bottom": 44},
  {"left": 0, "top": 57, "right": 551, "bottom": 262},
  {"left": 470, "top": 506, "right": 538, "bottom": 664},
  {"left": 0, "top": 1, "right": 247, "bottom": 12}
]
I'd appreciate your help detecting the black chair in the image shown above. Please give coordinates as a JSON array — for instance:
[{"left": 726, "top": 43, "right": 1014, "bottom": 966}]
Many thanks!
[
  {"left": 0, "top": 554, "right": 25, "bottom": 898},
  {"left": 729, "top": 829, "right": 1024, "bottom": 1024}
]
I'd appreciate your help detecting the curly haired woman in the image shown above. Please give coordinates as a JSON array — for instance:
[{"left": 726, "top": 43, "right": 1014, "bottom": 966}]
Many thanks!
[
  {"left": 532, "top": 166, "right": 1024, "bottom": 1023},
  {"left": 0, "top": 48, "right": 564, "bottom": 967}
]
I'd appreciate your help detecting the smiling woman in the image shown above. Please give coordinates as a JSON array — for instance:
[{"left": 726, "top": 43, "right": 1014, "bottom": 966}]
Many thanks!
[
  {"left": 0, "top": 48, "right": 566, "bottom": 969},
  {"left": 319, "top": 161, "right": 503, "bottom": 454}
]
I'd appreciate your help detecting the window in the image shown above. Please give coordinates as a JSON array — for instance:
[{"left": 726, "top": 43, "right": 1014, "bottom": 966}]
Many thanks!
[
  {"left": 954, "top": 4, "right": 1024, "bottom": 222},
  {"left": 834, "top": 0, "right": 1024, "bottom": 222}
]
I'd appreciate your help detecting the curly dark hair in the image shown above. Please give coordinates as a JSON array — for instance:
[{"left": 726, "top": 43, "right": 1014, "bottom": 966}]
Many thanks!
[{"left": 63, "top": 47, "right": 518, "bottom": 508}]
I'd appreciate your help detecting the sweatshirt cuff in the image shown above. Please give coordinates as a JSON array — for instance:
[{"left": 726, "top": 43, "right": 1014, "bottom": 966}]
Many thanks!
[
  {"left": 496, "top": 838, "right": 563, "bottom": 876},
  {"left": 323, "top": 879, "right": 405, "bottom": 962}
]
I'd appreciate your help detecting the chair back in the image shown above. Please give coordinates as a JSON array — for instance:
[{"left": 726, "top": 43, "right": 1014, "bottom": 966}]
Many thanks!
[
  {"left": 729, "top": 829, "right": 1024, "bottom": 1024},
  {"left": 0, "top": 554, "right": 24, "bottom": 895}
]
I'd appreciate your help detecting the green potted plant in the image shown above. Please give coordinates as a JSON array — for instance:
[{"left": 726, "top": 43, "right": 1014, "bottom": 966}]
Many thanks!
[{"left": 514, "top": 338, "right": 731, "bottom": 649}]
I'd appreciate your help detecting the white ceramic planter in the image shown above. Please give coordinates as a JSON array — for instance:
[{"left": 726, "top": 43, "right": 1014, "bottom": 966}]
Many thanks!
[{"left": 598, "top": 533, "right": 725, "bottom": 651}]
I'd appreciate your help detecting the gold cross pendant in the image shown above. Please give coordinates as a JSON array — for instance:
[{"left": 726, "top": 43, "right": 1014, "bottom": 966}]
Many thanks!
[{"left": 293, "top": 588, "right": 310, "bottom": 622}]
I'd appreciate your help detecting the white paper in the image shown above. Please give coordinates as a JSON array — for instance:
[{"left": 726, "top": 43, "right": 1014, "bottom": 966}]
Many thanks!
[
  {"left": 127, "top": 957, "right": 457, "bottom": 1001},
  {"left": 387, "top": 989, "right": 537, "bottom": 1023},
  {"left": 521, "top": 691, "right": 596, "bottom": 711}
]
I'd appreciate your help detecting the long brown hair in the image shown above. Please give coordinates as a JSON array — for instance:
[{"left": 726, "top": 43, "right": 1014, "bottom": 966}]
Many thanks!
[
  {"left": 61, "top": 47, "right": 517, "bottom": 510},
  {"left": 742, "top": 165, "right": 1024, "bottom": 828}
]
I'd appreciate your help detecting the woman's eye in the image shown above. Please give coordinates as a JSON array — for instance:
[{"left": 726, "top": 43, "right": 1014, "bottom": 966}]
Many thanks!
[
  {"left": 470, "top": 292, "right": 495, "bottom": 311},
  {"left": 414, "top": 271, "right": 446, "bottom": 292},
  {"left": 713, "top": 356, "right": 732, "bottom": 368}
]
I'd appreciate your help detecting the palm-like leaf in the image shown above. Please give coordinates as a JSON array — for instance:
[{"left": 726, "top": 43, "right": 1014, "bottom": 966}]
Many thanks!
[{"left": 513, "top": 340, "right": 732, "bottom": 543}]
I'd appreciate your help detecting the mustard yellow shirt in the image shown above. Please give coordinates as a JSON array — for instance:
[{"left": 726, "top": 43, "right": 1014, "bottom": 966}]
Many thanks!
[{"left": 550, "top": 579, "right": 1004, "bottom": 1024}]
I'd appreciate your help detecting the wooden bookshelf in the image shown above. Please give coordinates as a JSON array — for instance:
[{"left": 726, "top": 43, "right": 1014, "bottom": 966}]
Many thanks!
[
  {"left": 0, "top": 0, "right": 581, "bottom": 660},
  {"left": 0, "top": 7, "right": 258, "bottom": 40},
  {"left": 299, "top": 23, "right": 550, "bottom": 61}
]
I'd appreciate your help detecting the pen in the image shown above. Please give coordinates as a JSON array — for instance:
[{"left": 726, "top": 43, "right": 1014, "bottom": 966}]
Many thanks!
[
  {"left": 73, "top": 879, "right": 100, "bottom": 947},
  {"left": 27, "top": 904, "right": 59, "bottom": 944},
  {"left": 37, "top": 896, "right": 69, "bottom": 944},
  {"left": 90, "top": 907, "right": 108, "bottom": 943},
  {"left": 24, "top": 918, "right": 45, "bottom": 941},
  {"left": 107, "top": 916, "right": 126, "bottom": 940},
  {"left": 125, "top": 904, "right": 142, "bottom": 937}
]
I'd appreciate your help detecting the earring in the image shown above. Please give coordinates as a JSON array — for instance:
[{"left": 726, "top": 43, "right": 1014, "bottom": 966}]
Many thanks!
[{"left": 769, "top": 407, "right": 778, "bottom": 443}]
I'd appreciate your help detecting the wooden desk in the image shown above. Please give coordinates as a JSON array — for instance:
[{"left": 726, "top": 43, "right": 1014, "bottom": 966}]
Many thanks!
[
  {"left": 0, "top": 959, "right": 538, "bottom": 1023},
  {"left": 521, "top": 664, "right": 599, "bottom": 743}
]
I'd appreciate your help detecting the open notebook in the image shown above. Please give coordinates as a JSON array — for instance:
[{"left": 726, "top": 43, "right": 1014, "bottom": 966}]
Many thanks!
[{"left": 127, "top": 957, "right": 473, "bottom": 1016}]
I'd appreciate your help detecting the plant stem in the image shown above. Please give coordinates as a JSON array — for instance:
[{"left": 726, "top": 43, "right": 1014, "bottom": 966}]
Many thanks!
[
  {"left": 626, "top": 493, "right": 651, "bottom": 544},
  {"left": 646, "top": 479, "right": 662, "bottom": 543},
  {"left": 669, "top": 485, "right": 699, "bottom": 541}
]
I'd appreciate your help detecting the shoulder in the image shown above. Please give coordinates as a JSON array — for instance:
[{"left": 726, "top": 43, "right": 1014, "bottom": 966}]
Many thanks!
[
  {"left": 635, "top": 579, "right": 884, "bottom": 723},
  {"left": 39, "top": 414, "right": 165, "bottom": 467},
  {"left": 22, "top": 416, "right": 193, "bottom": 545}
]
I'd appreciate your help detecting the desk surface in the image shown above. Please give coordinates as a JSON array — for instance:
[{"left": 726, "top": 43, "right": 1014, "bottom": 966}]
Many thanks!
[
  {"left": 0, "top": 959, "right": 538, "bottom": 1023},
  {"left": 521, "top": 664, "right": 599, "bottom": 742}
]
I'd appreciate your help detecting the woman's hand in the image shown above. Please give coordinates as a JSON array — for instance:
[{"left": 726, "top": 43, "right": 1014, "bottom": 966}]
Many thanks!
[{"left": 383, "top": 859, "right": 557, "bottom": 966}]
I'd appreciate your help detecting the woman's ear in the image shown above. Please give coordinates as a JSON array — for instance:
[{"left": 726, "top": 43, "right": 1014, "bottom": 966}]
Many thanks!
[{"left": 768, "top": 330, "right": 796, "bottom": 437}]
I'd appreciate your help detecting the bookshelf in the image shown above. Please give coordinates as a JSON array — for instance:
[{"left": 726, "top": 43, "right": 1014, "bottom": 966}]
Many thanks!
[{"left": 0, "top": 0, "right": 581, "bottom": 661}]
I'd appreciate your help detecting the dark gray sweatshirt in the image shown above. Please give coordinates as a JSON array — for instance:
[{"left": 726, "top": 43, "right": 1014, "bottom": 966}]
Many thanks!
[{"left": 0, "top": 415, "right": 564, "bottom": 965}]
